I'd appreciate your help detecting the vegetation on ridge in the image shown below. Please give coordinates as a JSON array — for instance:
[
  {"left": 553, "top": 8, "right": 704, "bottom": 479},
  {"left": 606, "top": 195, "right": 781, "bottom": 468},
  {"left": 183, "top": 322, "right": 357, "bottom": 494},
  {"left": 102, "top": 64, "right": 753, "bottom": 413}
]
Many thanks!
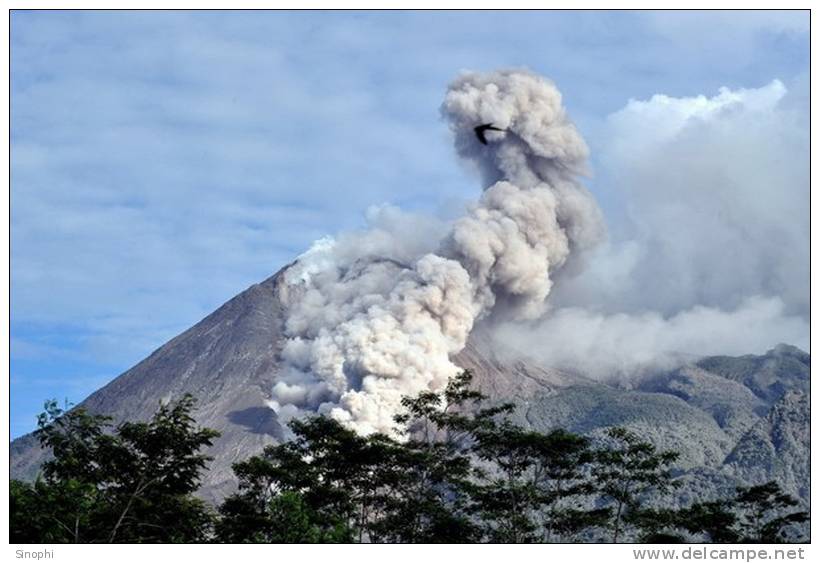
[{"left": 10, "top": 371, "right": 808, "bottom": 543}]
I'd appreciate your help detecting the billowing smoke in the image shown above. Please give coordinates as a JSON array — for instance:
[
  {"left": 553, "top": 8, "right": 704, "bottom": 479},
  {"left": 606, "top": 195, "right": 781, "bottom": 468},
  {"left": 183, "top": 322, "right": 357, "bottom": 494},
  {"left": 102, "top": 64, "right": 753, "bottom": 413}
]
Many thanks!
[
  {"left": 269, "top": 69, "right": 604, "bottom": 435},
  {"left": 492, "top": 77, "right": 809, "bottom": 378},
  {"left": 267, "top": 69, "right": 808, "bottom": 435},
  {"left": 492, "top": 296, "right": 808, "bottom": 382}
]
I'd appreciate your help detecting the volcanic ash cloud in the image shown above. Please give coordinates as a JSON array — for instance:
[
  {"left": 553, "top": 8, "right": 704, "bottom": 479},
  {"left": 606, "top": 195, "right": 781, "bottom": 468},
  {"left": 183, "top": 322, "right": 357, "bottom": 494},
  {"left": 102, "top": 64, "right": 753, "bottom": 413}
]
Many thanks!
[{"left": 268, "top": 69, "right": 604, "bottom": 436}]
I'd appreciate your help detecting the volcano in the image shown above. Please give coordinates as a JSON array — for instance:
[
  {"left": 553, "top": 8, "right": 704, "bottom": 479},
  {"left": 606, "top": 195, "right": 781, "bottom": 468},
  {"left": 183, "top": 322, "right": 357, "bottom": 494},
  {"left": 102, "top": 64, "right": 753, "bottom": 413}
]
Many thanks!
[
  {"left": 10, "top": 267, "right": 810, "bottom": 509},
  {"left": 10, "top": 70, "right": 809, "bottom": 515}
]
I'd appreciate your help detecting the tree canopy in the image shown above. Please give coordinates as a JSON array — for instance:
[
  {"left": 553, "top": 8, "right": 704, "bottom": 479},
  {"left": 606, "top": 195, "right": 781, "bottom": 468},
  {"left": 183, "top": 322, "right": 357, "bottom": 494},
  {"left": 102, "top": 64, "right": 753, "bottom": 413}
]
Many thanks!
[{"left": 11, "top": 371, "right": 809, "bottom": 544}]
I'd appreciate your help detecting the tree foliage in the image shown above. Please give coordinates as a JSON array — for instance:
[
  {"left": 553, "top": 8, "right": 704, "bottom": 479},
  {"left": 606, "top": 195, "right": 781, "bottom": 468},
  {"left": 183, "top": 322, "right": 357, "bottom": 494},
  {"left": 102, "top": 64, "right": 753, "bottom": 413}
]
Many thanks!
[
  {"left": 11, "top": 371, "right": 809, "bottom": 544},
  {"left": 732, "top": 482, "right": 809, "bottom": 543},
  {"left": 593, "top": 427, "right": 680, "bottom": 542},
  {"left": 11, "top": 395, "right": 219, "bottom": 543}
]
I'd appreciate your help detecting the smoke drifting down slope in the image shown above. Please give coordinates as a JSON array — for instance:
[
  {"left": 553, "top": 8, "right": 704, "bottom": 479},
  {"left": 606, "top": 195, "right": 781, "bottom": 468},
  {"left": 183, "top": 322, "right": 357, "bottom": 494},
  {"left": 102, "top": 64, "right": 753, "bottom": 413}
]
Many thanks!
[{"left": 269, "top": 70, "right": 605, "bottom": 435}]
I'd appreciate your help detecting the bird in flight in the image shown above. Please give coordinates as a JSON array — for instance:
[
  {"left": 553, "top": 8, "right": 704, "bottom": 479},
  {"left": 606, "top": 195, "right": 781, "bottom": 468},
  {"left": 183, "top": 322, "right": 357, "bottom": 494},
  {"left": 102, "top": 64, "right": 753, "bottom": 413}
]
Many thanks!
[{"left": 474, "top": 123, "right": 504, "bottom": 145}]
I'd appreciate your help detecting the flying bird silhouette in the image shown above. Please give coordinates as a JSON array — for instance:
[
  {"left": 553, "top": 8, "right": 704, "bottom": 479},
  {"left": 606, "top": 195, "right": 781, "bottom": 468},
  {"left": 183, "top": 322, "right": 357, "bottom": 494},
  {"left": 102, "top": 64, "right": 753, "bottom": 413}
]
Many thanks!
[{"left": 474, "top": 123, "right": 504, "bottom": 145}]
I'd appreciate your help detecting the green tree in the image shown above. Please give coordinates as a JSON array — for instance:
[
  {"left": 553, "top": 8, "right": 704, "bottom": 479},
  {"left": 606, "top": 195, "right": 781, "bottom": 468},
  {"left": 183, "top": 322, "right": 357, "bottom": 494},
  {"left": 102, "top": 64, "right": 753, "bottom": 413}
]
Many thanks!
[
  {"left": 468, "top": 420, "right": 547, "bottom": 542},
  {"left": 529, "top": 429, "right": 605, "bottom": 542},
  {"left": 625, "top": 507, "right": 687, "bottom": 543},
  {"left": 733, "top": 481, "right": 809, "bottom": 543},
  {"left": 467, "top": 424, "right": 607, "bottom": 543},
  {"left": 216, "top": 416, "right": 374, "bottom": 542},
  {"left": 376, "top": 370, "right": 490, "bottom": 542},
  {"left": 15, "top": 373, "right": 808, "bottom": 545},
  {"left": 10, "top": 477, "right": 99, "bottom": 543},
  {"left": 216, "top": 373, "right": 489, "bottom": 543},
  {"left": 265, "top": 491, "right": 346, "bottom": 542},
  {"left": 10, "top": 395, "right": 219, "bottom": 543},
  {"left": 11, "top": 400, "right": 115, "bottom": 543},
  {"left": 592, "top": 427, "right": 680, "bottom": 543},
  {"left": 548, "top": 506, "right": 613, "bottom": 542},
  {"left": 101, "top": 395, "right": 220, "bottom": 542},
  {"left": 653, "top": 482, "right": 808, "bottom": 543},
  {"left": 676, "top": 499, "right": 739, "bottom": 543}
]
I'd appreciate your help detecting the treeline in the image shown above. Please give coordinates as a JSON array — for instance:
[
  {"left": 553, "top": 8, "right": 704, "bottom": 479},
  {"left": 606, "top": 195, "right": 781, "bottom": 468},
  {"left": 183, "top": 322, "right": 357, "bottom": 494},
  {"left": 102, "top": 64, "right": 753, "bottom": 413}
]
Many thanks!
[{"left": 10, "top": 371, "right": 808, "bottom": 543}]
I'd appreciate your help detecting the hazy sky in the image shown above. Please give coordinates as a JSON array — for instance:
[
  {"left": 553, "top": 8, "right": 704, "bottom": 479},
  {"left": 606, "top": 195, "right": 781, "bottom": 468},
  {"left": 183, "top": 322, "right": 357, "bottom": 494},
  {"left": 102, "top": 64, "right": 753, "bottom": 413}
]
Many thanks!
[{"left": 10, "top": 10, "right": 809, "bottom": 437}]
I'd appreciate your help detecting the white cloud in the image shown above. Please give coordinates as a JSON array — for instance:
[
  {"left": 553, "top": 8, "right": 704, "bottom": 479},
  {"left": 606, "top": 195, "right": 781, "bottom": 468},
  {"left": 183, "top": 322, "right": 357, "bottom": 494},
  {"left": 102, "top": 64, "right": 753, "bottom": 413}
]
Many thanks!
[
  {"left": 555, "top": 78, "right": 809, "bottom": 317},
  {"left": 605, "top": 79, "right": 787, "bottom": 163},
  {"left": 494, "top": 296, "right": 808, "bottom": 381},
  {"left": 497, "top": 78, "right": 809, "bottom": 378},
  {"left": 9, "top": 11, "right": 809, "bottom": 426}
]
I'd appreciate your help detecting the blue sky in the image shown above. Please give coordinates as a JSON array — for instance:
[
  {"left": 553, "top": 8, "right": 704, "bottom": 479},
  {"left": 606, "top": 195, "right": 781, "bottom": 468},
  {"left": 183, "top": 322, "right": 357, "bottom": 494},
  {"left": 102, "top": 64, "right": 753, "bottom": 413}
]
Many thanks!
[{"left": 10, "top": 10, "right": 809, "bottom": 438}]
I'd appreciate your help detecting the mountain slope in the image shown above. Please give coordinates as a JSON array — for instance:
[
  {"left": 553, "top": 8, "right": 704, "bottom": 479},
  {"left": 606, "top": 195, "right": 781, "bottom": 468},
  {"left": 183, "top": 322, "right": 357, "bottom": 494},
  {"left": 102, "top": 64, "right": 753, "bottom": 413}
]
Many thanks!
[
  {"left": 695, "top": 345, "right": 810, "bottom": 405},
  {"left": 10, "top": 268, "right": 810, "bottom": 506},
  {"left": 723, "top": 390, "right": 810, "bottom": 500},
  {"left": 12, "top": 270, "right": 289, "bottom": 501}
]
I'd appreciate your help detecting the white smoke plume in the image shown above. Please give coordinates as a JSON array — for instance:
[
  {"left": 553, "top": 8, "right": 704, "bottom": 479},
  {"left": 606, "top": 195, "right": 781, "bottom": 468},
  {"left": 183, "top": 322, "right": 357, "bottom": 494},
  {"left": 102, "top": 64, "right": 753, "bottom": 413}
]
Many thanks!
[
  {"left": 492, "top": 296, "right": 809, "bottom": 382},
  {"left": 493, "top": 77, "right": 809, "bottom": 378},
  {"left": 269, "top": 69, "right": 605, "bottom": 435}
]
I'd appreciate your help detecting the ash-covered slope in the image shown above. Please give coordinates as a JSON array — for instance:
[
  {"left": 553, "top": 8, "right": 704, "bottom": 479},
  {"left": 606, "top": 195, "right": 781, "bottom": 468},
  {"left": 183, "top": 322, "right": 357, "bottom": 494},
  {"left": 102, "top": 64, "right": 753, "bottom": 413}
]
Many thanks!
[
  {"left": 723, "top": 390, "right": 810, "bottom": 500},
  {"left": 695, "top": 345, "right": 810, "bottom": 405},
  {"left": 8, "top": 268, "right": 584, "bottom": 502},
  {"left": 12, "top": 269, "right": 291, "bottom": 502},
  {"left": 10, "top": 268, "right": 810, "bottom": 506}
]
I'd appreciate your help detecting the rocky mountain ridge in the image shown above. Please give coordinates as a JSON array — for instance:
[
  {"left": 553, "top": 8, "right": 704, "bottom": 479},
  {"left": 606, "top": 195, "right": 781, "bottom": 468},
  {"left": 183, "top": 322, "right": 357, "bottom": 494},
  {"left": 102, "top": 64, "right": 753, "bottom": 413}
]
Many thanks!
[{"left": 11, "top": 268, "right": 810, "bottom": 509}]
